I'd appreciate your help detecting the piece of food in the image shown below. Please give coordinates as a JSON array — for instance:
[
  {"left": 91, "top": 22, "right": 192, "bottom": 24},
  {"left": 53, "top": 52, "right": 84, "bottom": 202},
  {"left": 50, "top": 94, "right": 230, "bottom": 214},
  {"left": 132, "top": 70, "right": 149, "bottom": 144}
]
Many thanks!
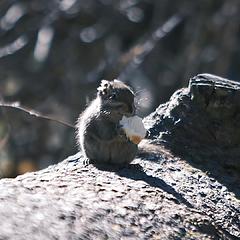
[{"left": 120, "top": 115, "right": 147, "bottom": 144}]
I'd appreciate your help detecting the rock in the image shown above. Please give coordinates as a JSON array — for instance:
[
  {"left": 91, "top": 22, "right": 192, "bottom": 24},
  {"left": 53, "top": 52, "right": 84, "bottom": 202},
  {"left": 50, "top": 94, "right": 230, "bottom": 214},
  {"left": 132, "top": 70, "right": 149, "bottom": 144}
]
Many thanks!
[
  {"left": 145, "top": 73, "right": 240, "bottom": 196},
  {"left": 0, "top": 74, "right": 239, "bottom": 240}
]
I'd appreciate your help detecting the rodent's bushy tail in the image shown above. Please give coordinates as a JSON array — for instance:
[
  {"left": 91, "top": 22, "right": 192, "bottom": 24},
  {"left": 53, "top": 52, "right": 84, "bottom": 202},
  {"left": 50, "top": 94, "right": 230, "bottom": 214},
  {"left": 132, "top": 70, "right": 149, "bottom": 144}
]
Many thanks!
[{"left": 138, "top": 139, "right": 174, "bottom": 159}]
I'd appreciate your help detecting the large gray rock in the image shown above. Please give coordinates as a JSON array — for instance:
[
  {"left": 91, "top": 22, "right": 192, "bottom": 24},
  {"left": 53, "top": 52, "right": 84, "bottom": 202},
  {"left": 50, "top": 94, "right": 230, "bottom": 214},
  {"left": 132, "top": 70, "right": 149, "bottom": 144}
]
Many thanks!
[
  {"left": 0, "top": 74, "right": 239, "bottom": 240},
  {"left": 145, "top": 73, "right": 240, "bottom": 196}
]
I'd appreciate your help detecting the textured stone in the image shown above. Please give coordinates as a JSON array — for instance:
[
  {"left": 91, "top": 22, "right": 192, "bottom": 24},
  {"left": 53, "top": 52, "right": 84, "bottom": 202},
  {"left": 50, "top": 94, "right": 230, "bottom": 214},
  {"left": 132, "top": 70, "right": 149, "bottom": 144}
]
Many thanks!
[
  {"left": 145, "top": 73, "right": 240, "bottom": 196},
  {"left": 0, "top": 74, "right": 239, "bottom": 239}
]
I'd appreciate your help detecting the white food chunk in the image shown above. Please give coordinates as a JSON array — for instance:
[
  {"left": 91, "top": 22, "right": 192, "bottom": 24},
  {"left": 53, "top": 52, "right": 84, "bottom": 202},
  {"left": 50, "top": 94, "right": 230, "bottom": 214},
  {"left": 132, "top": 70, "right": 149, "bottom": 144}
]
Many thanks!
[{"left": 120, "top": 116, "right": 147, "bottom": 144}]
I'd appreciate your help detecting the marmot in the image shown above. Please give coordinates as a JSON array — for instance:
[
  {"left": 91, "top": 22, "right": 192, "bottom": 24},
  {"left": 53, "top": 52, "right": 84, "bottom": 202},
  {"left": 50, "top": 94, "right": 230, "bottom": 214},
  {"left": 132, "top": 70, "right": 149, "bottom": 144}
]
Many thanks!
[{"left": 77, "top": 79, "right": 138, "bottom": 166}]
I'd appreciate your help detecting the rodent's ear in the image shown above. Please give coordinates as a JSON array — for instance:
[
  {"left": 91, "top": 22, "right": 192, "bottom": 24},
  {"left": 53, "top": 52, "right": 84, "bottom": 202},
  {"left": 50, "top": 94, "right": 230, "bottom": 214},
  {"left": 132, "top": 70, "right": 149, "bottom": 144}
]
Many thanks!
[{"left": 97, "top": 79, "right": 113, "bottom": 97}]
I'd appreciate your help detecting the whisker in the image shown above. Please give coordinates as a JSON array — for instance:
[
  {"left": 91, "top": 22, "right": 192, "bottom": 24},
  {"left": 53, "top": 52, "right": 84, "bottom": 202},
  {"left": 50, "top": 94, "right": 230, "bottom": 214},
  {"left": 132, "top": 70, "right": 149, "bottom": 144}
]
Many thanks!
[
  {"left": 135, "top": 89, "right": 145, "bottom": 94},
  {"left": 135, "top": 89, "right": 149, "bottom": 96}
]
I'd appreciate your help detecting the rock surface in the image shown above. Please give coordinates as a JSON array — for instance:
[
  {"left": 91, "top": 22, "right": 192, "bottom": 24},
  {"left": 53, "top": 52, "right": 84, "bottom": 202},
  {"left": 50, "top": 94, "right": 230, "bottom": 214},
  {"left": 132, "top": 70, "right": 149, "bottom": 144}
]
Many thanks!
[
  {"left": 0, "top": 74, "right": 239, "bottom": 240},
  {"left": 145, "top": 73, "right": 240, "bottom": 197}
]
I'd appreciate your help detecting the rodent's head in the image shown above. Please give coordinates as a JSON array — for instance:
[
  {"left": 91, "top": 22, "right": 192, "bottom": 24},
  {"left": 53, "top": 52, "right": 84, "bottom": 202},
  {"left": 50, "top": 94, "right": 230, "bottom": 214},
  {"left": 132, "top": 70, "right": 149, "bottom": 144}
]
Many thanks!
[{"left": 97, "top": 79, "right": 136, "bottom": 121}]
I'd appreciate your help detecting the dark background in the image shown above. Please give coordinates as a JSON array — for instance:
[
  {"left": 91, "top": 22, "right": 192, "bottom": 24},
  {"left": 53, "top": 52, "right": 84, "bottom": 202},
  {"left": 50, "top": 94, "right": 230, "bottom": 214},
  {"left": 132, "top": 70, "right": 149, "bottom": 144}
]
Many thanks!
[{"left": 0, "top": 0, "right": 240, "bottom": 177}]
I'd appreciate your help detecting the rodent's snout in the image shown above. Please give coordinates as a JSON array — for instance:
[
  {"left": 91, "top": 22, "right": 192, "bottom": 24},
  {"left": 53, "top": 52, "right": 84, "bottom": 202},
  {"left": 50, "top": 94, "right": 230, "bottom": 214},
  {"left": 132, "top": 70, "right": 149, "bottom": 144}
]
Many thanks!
[{"left": 126, "top": 103, "right": 136, "bottom": 116}]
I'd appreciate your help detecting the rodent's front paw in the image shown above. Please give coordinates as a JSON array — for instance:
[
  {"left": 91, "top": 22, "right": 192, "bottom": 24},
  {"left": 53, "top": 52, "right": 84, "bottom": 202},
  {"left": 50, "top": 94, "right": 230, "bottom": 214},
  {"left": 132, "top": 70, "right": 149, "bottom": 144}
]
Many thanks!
[
  {"left": 82, "top": 157, "right": 90, "bottom": 166},
  {"left": 116, "top": 126, "right": 128, "bottom": 141},
  {"left": 118, "top": 127, "right": 126, "bottom": 136}
]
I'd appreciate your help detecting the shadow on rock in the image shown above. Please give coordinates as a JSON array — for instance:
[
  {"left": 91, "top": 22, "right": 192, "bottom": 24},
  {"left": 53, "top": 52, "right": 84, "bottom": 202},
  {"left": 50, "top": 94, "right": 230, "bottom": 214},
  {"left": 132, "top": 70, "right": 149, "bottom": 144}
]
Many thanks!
[
  {"left": 117, "top": 163, "right": 194, "bottom": 209},
  {"left": 90, "top": 161, "right": 193, "bottom": 208}
]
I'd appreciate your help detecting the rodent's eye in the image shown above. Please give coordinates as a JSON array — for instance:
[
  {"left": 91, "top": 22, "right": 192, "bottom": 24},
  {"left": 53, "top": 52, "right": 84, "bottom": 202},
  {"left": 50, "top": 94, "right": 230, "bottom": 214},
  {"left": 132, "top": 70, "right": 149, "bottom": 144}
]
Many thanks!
[{"left": 108, "top": 93, "right": 116, "bottom": 100}]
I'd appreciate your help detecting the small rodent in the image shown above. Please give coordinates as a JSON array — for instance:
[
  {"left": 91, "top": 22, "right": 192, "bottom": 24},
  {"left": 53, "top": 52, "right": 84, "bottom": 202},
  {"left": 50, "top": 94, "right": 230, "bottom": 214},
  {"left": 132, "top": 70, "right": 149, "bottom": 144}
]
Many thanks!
[{"left": 76, "top": 79, "right": 138, "bottom": 166}]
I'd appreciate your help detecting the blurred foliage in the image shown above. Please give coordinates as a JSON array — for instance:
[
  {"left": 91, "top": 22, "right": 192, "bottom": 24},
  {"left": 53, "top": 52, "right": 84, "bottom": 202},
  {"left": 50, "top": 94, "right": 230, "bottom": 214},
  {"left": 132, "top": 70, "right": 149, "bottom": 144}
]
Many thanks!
[{"left": 0, "top": 0, "right": 240, "bottom": 177}]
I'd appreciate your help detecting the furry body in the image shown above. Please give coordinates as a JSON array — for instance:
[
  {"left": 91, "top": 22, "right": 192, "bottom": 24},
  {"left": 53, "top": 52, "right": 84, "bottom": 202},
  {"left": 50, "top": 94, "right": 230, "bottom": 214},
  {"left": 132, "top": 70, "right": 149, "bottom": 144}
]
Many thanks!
[{"left": 77, "top": 80, "right": 138, "bottom": 165}]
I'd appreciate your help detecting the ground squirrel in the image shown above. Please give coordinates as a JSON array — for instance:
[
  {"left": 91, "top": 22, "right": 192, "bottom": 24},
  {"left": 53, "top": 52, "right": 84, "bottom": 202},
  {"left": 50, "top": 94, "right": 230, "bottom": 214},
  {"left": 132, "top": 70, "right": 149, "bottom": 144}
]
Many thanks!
[{"left": 77, "top": 79, "right": 138, "bottom": 165}]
